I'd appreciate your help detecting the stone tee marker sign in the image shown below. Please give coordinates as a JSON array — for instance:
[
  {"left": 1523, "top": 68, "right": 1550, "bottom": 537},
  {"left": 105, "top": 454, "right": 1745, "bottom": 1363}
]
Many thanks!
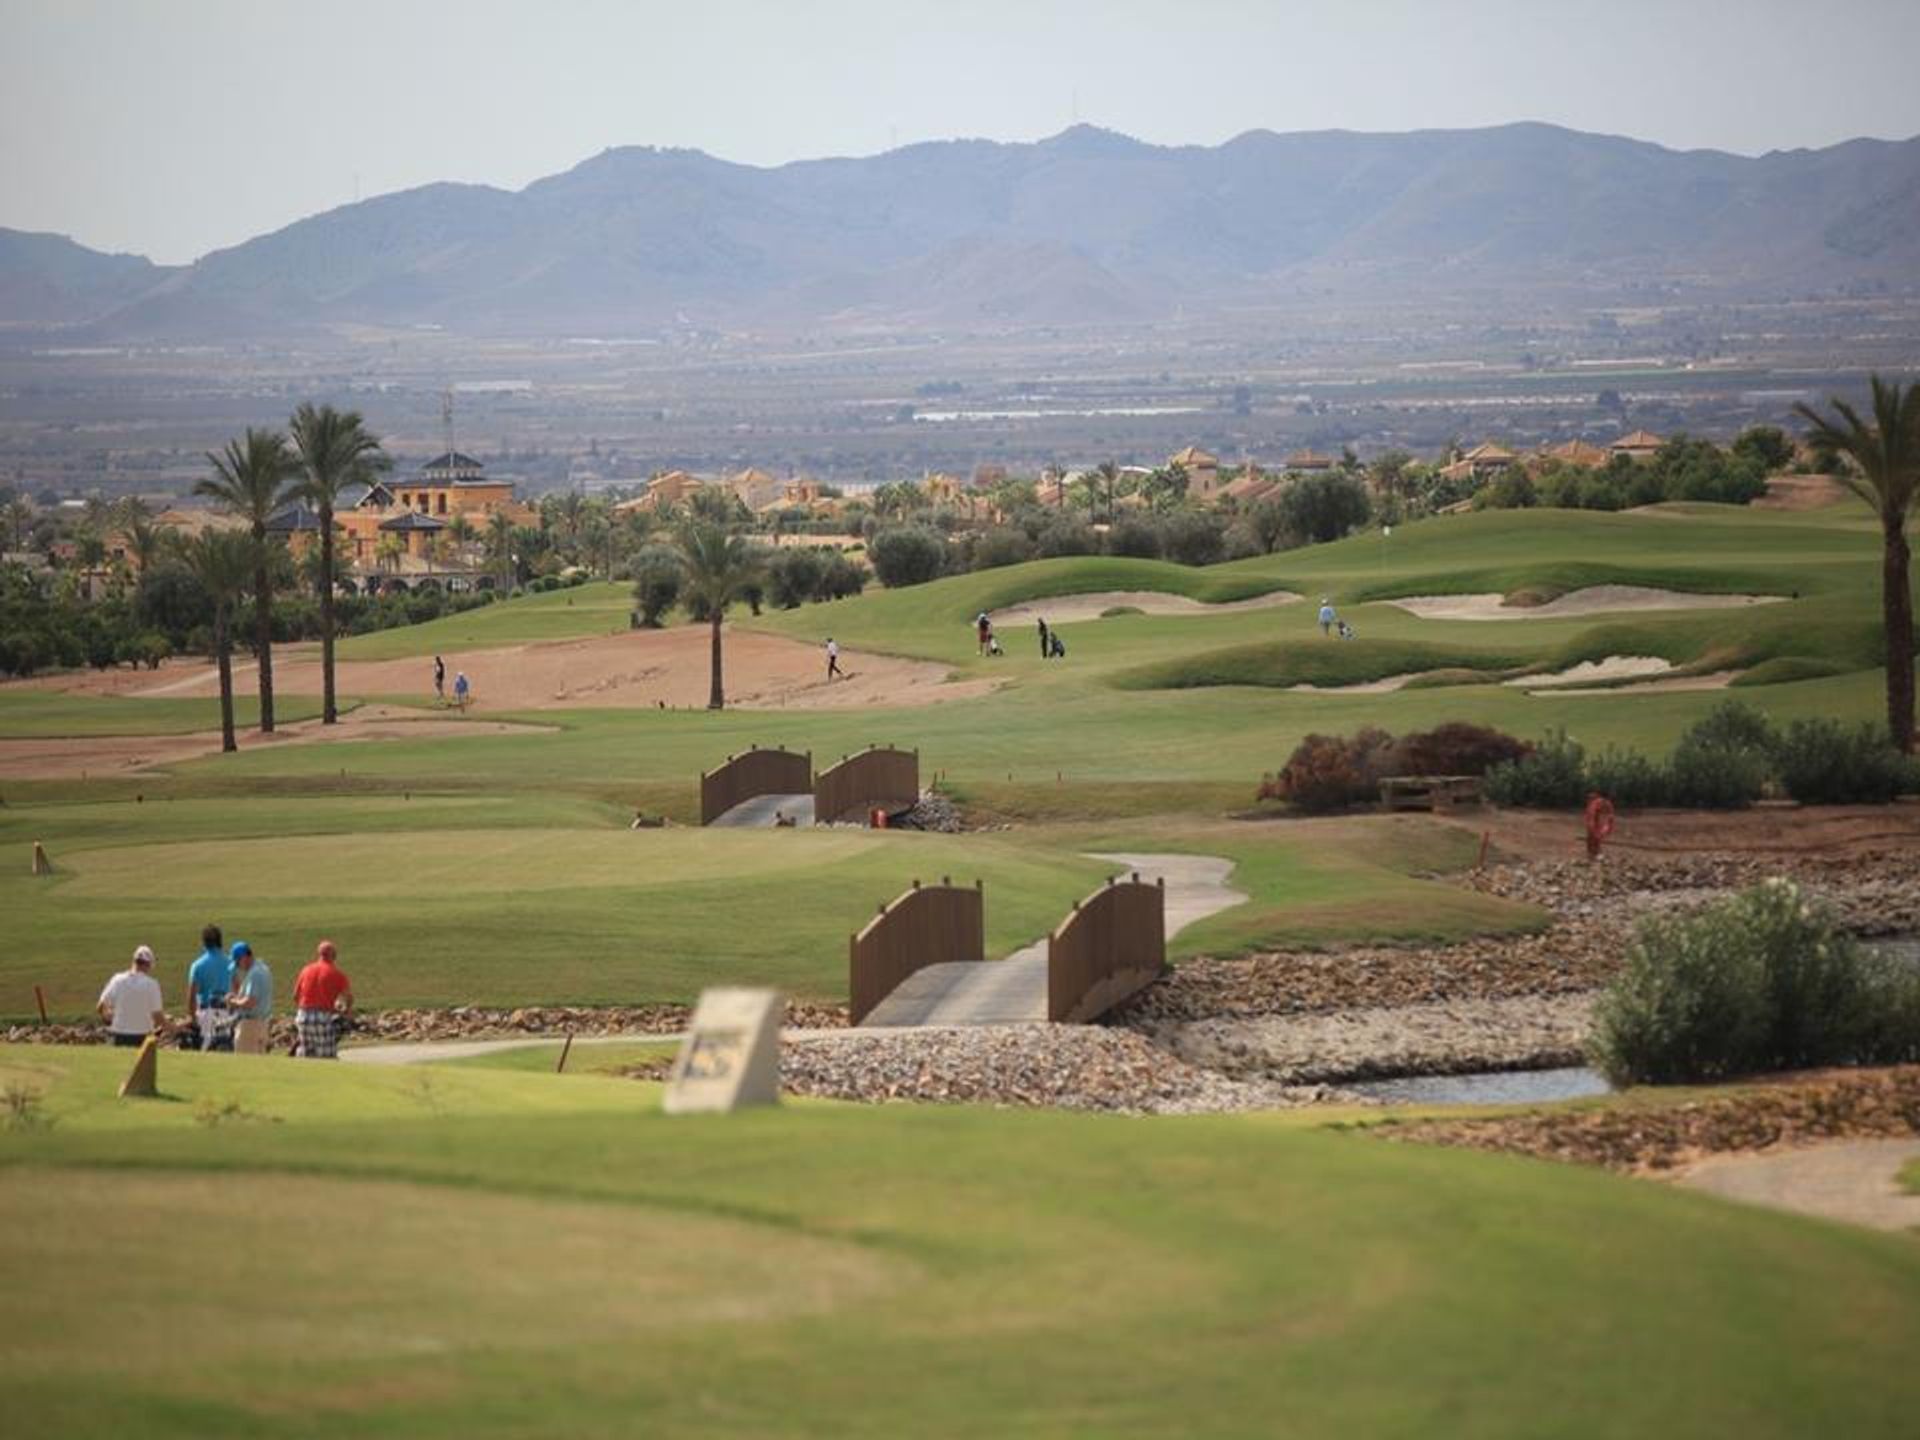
[
  {"left": 663, "top": 987, "right": 781, "bottom": 1115},
  {"left": 119, "top": 1035, "right": 159, "bottom": 1098}
]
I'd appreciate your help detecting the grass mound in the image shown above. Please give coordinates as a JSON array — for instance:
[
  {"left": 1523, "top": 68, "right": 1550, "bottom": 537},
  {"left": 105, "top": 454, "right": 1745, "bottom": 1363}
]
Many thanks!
[
  {"left": 1112, "top": 638, "right": 1529, "bottom": 691},
  {"left": 1731, "top": 656, "right": 1851, "bottom": 687},
  {"left": 6, "top": 1043, "right": 1920, "bottom": 1437}
]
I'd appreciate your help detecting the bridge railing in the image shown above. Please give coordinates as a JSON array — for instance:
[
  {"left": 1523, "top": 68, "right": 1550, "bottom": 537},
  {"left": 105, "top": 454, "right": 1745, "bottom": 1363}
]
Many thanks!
[
  {"left": 814, "top": 744, "right": 919, "bottom": 824},
  {"left": 699, "top": 745, "right": 813, "bottom": 825},
  {"left": 849, "top": 876, "right": 983, "bottom": 1024},
  {"left": 1047, "top": 873, "right": 1167, "bottom": 1023}
]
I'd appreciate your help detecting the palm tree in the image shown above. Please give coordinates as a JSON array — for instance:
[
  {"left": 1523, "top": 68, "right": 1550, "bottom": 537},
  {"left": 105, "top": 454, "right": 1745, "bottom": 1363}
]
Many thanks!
[
  {"left": 290, "top": 403, "right": 385, "bottom": 725},
  {"left": 179, "top": 529, "right": 257, "bottom": 753},
  {"left": 376, "top": 533, "right": 404, "bottom": 574},
  {"left": 196, "top": 429, "right": 298, "bottom": 733},
  {"left": 486, "top": 511, "right": 515, "bottom": 592},
  {"left": 676, "top": 520, "right": 765, "bottom": 710},
  {"left": 5, "top": 496, "right": 31, "bottom": 549},
  {"left": 119, "top": 510, "right": 166, "bottom": 577},
  {"left": 1795, "top": 376, "right": 1920, "bottom": 751}
]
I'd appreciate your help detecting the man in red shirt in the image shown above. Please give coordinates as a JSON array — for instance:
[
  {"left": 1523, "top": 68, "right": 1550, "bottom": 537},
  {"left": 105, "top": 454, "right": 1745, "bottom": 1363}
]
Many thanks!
[{"left": 293, "top": 940, "right": 354, "bottom": 1059}]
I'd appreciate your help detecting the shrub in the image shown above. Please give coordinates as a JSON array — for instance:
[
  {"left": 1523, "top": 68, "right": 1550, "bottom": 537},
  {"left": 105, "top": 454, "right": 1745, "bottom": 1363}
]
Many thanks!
[
  {"left": 1771, "top": 717, "right": 1912, "bottom": 804},
  {"left": 630, "top": 545, "right": 684, "bottom": 627},
  {"left": 1663, "top": 737, "right": 1767, "bottom": 808},
  {"left": 1159, "top": 510, "right": 1227, "bottom": 566},
  {"left": 1682, "top": 698, "right": 1775, "bottom": 753},
  {"left": 1583, "top": 746, "right": 1670, "bottom": 808},
  {"left": 1272, "top": 728, "right": 1394, "bottom": 813},
  {"left": 1034, "top": 518, "right": 1099, "bottom": 559},
  {"left": 767, "top": 548, "right": 824, "bottom": 609},
  {"left": 1591, "top": 880, "right": 1920, "bottom": 1084},
  {"left": 1106, "top": 517, "right": 1162, "bottom": 559},
  {"left": 970, "top": 527, "right": 1036, "bottom": 570},
  {"left": 868, "top": 525, "right": 948, "bottom": 587},
  {"left": 1390, "top": 722, "right": 1532, "bottom": 777},
  {"left": 817, "top": 553, "right": 866, "bottom": 601},
  {"left": 1483, "top": 728, "right": 1587, "bottom": 808},
  {"left": 1277, "top": 473, "right": 1371, "bottom": 543}
]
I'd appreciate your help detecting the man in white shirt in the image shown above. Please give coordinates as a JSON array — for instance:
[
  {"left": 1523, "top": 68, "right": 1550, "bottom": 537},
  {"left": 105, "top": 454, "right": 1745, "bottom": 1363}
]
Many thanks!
[{"left": 97, "top": 946, "right": 165, "bottom": 1046}]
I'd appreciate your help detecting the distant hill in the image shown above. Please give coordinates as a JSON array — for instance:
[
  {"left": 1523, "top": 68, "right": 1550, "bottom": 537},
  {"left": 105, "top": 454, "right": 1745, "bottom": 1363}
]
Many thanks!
[
  {"left": 0, "top": 228, "right": 176, "bottom": 327},
  {"left": 7, "top": 122, "right": 1920, "bottom": 337}
]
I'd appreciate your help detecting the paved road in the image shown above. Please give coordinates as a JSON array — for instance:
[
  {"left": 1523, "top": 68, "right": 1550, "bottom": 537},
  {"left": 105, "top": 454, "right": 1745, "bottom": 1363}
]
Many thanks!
[
  {"left": 1676, "top": 1138, "right": 1920, "bottom": 1232},
  {"left": 858, "top": 852, "right": 1244, "bottom": 1027},
  {"left": 708, "top": 793, "right": 815, "bottom": 827}
]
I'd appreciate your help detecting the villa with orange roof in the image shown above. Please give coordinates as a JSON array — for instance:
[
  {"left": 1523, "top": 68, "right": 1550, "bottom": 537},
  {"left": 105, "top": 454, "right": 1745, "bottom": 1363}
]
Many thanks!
[{"left": 1610, "top": 430, "right": 1664, "bottom": 462}]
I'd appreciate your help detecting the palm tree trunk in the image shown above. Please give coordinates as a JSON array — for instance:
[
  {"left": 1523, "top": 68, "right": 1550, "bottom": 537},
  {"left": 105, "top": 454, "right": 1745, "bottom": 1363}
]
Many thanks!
[
  {"left": 1884, "top": 516, "right": 1915, "bottom": 752},
  {"left": 319, "top": 505, "right": 337, "bottom": 724},
  {"left": 708, "top": 613, "right": 725, "bottom": 710},
  {"left": 215, "top": 607, "right": 236, "bottom": 753},
  {"left": 251, "top": 519, "right": 275, "bottom": 732}
]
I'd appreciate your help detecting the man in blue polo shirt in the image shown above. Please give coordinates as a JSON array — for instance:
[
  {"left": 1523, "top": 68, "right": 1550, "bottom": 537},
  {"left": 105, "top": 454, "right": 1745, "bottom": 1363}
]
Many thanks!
[{"left": 185, "top": 923, "right": 231, "bottom": 1051}]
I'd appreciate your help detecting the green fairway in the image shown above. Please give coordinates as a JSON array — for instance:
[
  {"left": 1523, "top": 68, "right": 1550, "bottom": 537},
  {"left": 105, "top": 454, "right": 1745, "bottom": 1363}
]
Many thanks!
[
  {"left": 2, "top": 817, "right": 1115, "bottom": 1013},
  {"left": 4, "top": 1044, "right": 1919, "bottom": 1438},
  {"left": 0, "top": 689, "right": 328, "bottom": 737}
]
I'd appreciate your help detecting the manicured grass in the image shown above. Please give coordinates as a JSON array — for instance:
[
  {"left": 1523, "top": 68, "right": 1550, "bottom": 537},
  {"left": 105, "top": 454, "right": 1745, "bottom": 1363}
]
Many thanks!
[
  {"left": 1902, "top": 1157, "right": 1920, "bottom": 1196},
  {"left": 0, "top": 689, "right": 328, "bottom": 738},
  {"left": 1061, "top": 815, "right": 1546, "bottom": 954},
  {"left": 4, "top": 1044, "right": 1920, "bottom": 1438},
  {"left": 2, "top": 819, "right": 1114, "bottom": 1015},
  {"left": 336, "top": 581, "right": 634, "bottom": 660}
]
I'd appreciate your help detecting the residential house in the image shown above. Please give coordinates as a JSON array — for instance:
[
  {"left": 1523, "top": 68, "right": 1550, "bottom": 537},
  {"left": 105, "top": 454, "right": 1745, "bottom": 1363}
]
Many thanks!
[
  {"left": 1610, "top": 430, "right": 1664, "bottom": 463},
  {"left": 1168, "top": 445, "right": 1221, "bottom": 502}
]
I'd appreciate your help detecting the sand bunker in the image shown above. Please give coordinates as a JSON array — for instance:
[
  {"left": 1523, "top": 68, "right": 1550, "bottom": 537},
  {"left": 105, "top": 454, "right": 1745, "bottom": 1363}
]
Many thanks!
[
  {"left": 1389, "top": 586, "right": 1783, "bottom": 621},
  {"left": 41, "top": 627, "right": 992, "bottom": 715},
  {"left": 0, "top": 705, "right": 556, "bottom": 781},
  {"left": 1290, "top": 673, "right": 1422, "bottom": 695},
  {"left": 1504, "top": 656, "right": 1673, "bottom": 689},
  {"left": 1544, "top": 669, "right": 1742, "bottom": 696},
  {"left": 988, "top": 589, "right": 1299, "bottom": 626}
]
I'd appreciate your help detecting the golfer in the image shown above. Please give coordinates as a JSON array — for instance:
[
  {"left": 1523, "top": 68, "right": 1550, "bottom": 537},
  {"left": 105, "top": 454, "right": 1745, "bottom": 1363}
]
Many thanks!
[
  {"left": 453, "top": 671, "right": 471, "bottom": 708},
  {"left": 826, "top": 637, "right": 843, "bottom": 680},
  {"left": 97, "top": 945, "right": 164, "bottom": 1046},
  {"left": 433, "top": 654, "right": 446, "bottom": 702},
  {"left": 293, "top": 940, "right": 353, "bottom": 1060},
  {"left": 1317, "top": 597, "right": 1337, "bottom": 636},
  {"left": 227, "top": 940, "right": 274, "bottom": 1055},
  {"left": 1037, "top": 617, "right": 1050, "bottom": 657}
]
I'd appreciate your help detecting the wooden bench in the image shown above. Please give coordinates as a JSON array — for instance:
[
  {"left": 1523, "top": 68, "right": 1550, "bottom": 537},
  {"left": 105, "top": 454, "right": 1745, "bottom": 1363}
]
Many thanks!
[{"left": 1379, "top": 775, "right": 1483, "bottom": 812}]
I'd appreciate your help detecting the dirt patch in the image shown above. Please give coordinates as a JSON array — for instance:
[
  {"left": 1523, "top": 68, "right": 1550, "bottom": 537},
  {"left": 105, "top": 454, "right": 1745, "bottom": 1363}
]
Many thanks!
[
  {"left": 13, "top": 627, "right": 993, "bottom": 718},
  {"left": 1389, "top": 586, "right": 1783, "bottom": 621},
  {"left": 988, "top": 589, "right": 1299, "bottom": 626},
  {"left": 1674, "top": 1138, "right": 1920, "bottom": 1231},
  {"left": 0, "top": 704, "right": 556, "bottom": 780}
]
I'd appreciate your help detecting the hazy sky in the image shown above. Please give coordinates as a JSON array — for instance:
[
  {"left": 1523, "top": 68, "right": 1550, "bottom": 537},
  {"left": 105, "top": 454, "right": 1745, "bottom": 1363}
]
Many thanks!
[{"left": 6, "top": 0, "right": 1920, "bottom": 264}]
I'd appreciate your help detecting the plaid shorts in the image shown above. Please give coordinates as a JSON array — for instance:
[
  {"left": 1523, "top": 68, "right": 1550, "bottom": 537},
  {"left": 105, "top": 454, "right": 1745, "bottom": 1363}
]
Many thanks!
[{"left": 297, "top": 1009, "right": 341, "bottom": 1059}]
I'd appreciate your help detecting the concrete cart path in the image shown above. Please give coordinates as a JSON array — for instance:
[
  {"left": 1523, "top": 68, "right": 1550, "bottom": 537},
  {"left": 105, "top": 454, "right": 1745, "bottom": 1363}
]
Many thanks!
[
  {"left": 1675, "top": 1138, "right": 1920, "bottom": 1232},
  {"left": 858, "top": 852, "right": 1244, "bottom": 1027},
  {"left": 708, "top": 793, "right": 816, "bottom": 827}
]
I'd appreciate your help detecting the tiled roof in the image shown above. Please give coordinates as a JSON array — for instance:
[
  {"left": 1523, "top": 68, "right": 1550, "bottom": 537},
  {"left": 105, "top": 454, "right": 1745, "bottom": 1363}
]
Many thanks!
[{"left": 379, "top": 511, "right": 447, "bottom": 532}]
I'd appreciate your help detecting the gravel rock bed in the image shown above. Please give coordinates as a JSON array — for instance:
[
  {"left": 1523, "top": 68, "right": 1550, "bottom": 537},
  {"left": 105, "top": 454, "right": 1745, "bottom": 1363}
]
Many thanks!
[
  {"left": 1121, "top": 925, "right": 1626, "bottom": 1024},
  {"left": 1133, "top": 993, "right": 1595, "bottom": 1086},
  {"left": 5, "top": 1001, "right": 849, "bottom": 1049},
  {"left": 1467, "top": 849, "right": 1920, "bottom": 935},
  {"left": 1382, "top": 1065, "right": 1920, "bottom": 1172},
  {"left": 780, "top": 1024, "right": 1344, "bottom": 1113}
]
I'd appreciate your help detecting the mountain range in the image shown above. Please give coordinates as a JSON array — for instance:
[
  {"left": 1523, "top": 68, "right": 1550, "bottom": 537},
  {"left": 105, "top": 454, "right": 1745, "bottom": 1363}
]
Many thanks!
[{"left": 5, "top": 122, "right": 1918, "bottom": 337}]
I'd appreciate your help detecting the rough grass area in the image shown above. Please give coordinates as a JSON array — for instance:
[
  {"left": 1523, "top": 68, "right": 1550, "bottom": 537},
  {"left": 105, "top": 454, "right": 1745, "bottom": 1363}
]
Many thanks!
[{"left": 4, "top": 1044, "right": 1920, "bottom": 1438}]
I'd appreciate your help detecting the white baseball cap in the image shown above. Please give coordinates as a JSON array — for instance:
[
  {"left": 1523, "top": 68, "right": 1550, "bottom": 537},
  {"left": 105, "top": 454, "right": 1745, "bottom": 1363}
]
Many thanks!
[{"left": 132, "top": 945, "right": 155, "bottom": 966}]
